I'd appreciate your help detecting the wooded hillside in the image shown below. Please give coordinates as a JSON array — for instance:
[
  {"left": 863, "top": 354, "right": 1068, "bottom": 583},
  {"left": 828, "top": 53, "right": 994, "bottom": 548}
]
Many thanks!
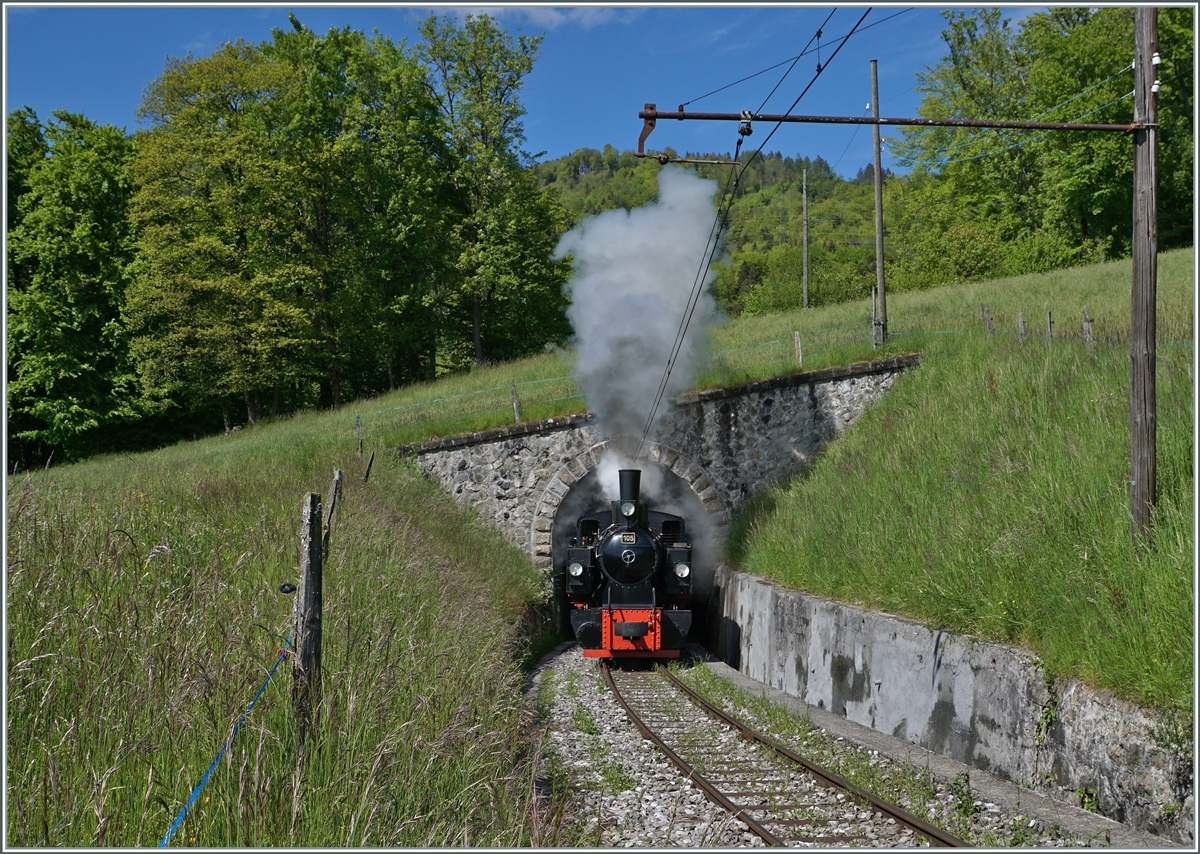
[{"left": 6, "top": 7, "right": 1193, "bottom": 466}]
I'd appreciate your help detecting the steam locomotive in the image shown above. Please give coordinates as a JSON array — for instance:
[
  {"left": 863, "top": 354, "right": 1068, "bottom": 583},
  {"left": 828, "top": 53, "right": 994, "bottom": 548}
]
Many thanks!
[{"left": 563, "top": 469, "right": 693, "bottom": 658}]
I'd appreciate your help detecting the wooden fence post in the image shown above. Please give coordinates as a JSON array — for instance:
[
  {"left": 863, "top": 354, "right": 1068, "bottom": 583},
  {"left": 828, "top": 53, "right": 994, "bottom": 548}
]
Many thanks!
[
  {"left": 985, "top": 309, "right": 994, "bottom": 338},
  {"left": 1083, "top": 307, "right": 1093, "bottom": 347},
  {"left": 293, "top": 493, "right": 323, "bottom": 750},
  {"left": 1046, "top": 311, "right": 1053, "bottom": 344},
  {"left": 322, "top": 469, "right": 343, "bottom": 561},
  {"left": 794, "top": 331, "right": 802, "bottom": 368},
  {"left": 511, "top": 380, "right": 521, "bottom": 425},
  {"left": 1018, "top": 311, "right": 1025, "bottom": 338}
]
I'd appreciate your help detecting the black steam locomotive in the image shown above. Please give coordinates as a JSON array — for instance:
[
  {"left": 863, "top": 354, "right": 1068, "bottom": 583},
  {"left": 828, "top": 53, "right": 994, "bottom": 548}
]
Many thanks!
[{"left": 564, "top": 469, "right": 693, "bottom": 658}]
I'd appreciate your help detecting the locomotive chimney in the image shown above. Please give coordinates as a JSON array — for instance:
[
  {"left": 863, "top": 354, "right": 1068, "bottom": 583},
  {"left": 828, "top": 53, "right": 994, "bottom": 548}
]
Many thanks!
[{"left": 618, "top": 469, "right": 641, "bottom": 503}]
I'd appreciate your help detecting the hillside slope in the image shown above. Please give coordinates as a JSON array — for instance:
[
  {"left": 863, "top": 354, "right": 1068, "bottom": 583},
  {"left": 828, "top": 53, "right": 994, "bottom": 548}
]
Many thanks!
[
  {"left": 6, "top": 406, "right": 549, "bottom": 845},
  {"left": 728, "top": 248, "right": 1194, "bottom": 713}
]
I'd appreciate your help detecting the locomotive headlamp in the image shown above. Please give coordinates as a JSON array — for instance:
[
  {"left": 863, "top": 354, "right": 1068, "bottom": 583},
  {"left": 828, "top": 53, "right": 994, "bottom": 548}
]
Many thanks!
[
  {"left": 568, "top": 562, "right": 584, "bottom": 577},
  {"left": 674, "top": 563, "right": 691, "bottom": 579},
  {"left": 620, "top": 501, "right": 636, "bottom": 518}
]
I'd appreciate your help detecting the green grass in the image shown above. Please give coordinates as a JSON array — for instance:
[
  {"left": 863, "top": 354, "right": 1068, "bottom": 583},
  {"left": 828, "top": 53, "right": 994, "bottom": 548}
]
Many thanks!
[
  {"left": 728, "top": 248, "right": 1194, "bottom": 713},
  {"left": 6, "top": 405, "right": 550, "bottom": 846},
  {"left": 7, "top": 247, "right": 1191, "bottom": 844}
]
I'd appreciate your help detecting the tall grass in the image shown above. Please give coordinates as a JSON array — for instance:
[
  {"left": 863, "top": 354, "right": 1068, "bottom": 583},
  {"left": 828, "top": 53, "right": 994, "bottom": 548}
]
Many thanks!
[
  {"left": 6, "top": 407, "right": 548, "bottom": 846},
  {"left": 729, "top": 248, "right": 1194, "bottom": 712}
]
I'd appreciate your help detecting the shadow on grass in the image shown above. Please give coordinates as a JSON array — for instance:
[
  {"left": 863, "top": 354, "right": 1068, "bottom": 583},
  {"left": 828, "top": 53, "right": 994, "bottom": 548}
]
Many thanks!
[{"left": 724, "top": 451, "right": 825, "bottom": 569}]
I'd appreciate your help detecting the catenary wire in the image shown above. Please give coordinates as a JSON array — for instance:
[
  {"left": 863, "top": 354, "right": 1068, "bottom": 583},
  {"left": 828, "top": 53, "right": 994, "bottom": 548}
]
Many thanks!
[
  {"left": 679, "top": 8, "right": 912, "bottom": 108},
  {"left": 635, "top": 8, "right": 873, "bottom": 460}
]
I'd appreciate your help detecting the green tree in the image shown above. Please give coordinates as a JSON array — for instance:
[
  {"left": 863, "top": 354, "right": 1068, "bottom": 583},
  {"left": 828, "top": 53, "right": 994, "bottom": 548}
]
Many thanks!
[
  {"left": 6, "top": 107, "right": 48, "bottom": 295},
  {"left": 418, "top": 13, "right": 570, "bottom": 367},
  {"left": 893, "top": 7, "right": 1194, "bottom": 263},
  {"left": 127, "top": 41, "right": 314, "bottom": 428},
  {"left": 129, "top": 21, "right": 451, "bottom": 421},
  {"left": 262, "top": 16, "right": 452, "bottom": 399},
  {"left": 6, "top": 111, "right": 142, "bottom": 461}
]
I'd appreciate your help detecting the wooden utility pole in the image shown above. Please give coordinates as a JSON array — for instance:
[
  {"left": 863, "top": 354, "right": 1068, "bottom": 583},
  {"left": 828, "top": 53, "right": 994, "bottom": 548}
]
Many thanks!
[
  {"left": 293, "top": 492, "right": 323, "bottom": 749},
  {"left": 1130, "top": 7, "right": 1158, "bottom": 541},
  {"left": 802, "top": 168, "right": 810, "bottom": 309},
  {"left": 871, "top": 60, "right": 887, "bottom": 346}
]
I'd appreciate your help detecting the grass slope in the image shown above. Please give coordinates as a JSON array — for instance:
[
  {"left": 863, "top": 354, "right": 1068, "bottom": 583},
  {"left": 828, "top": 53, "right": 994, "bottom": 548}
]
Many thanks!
[
  {"left": 729, "top": 249, "right": 1194, "bottom": 712},
  {"left": 7, "top": 407, "right": 549, "bottom": 846}
]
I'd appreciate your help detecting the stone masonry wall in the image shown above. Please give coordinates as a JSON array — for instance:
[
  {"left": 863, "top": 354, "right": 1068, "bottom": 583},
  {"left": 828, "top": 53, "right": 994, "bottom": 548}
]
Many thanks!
[{"left": 400, "top": 355, "right": 916, "bottom": 570}]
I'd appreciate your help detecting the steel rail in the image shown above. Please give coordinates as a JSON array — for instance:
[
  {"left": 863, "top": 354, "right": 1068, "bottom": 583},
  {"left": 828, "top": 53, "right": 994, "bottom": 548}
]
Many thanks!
[
  {"left": 600, "top": 663, "right": 786, "bottom": 846},
  {"left": 660, "top": 666, "right": 967, "bottom": 847}
]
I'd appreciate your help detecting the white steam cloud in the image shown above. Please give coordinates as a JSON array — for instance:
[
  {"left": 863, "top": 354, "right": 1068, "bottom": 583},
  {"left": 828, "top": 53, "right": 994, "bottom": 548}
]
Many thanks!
[{"left": 554, "top": 167, "right": 722, "bottom": 460}]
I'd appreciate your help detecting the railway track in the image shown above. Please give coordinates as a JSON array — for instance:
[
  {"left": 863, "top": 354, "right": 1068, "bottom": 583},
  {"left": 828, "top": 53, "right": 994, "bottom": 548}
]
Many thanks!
[{"left": 602, "top": 662, "right": 966, "bottom": 848}]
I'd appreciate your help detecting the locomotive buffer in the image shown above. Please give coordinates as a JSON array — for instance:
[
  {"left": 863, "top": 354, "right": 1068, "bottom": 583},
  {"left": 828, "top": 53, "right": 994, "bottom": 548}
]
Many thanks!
[{"left": 565, "top": 469, "right": 693, "bottom": 658}]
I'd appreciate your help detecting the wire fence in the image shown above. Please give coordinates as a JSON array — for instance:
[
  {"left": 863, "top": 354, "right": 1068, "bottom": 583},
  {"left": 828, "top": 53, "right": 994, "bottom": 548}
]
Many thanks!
[
  {"left": 362, "top": 321, "right": 880, "bottom": 447},
  {"left": 359, "top": 307, "right": 1191, "bottom": 449}
]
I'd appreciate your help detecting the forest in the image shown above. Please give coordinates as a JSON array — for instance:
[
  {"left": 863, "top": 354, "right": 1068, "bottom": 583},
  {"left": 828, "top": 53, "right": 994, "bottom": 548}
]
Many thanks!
[{"left": 6, "top": 8, "right": 1193, "bottom": 465}]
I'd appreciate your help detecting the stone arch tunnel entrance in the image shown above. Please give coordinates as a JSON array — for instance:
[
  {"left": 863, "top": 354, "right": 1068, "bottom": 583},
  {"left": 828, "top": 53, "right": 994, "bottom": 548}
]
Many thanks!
[
  {"left": 401, "top": 354, "right": 917, "bottom": 642},
  {"left": 547, "top": 450, "right": 730, "bottom": 638}
]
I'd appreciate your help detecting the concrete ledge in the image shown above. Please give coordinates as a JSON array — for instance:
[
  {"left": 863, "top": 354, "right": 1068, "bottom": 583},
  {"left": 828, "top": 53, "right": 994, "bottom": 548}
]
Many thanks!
[
  {"left": 714, "top": 566, "right": 1193, "bottom": 845},
  {"left": 395, "top": 353, "right": 919, "bottom": 455},
  {"left": 675, "top": 352, "right": 920, "bottom": 404},
  {"left": 395, "top": 412, "right": 596, "bottom": 454}
]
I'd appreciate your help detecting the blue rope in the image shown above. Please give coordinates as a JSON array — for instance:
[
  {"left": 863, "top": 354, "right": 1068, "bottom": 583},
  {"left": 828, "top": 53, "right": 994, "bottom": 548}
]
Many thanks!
[{"left": 159, "top": 634, "right": 291, "bottom": 848}]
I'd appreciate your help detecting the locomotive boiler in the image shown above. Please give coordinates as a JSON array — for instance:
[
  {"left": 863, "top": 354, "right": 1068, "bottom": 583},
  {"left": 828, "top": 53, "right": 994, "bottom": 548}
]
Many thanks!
[{"left": 564, "top": 468, "right": 693, "bottom": 658}]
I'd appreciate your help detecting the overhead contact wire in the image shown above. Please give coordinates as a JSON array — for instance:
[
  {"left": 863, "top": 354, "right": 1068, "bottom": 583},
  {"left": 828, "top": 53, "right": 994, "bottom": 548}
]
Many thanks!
[
  {"left": 680, "top": 8, "right": 912, "bottom": 108},
  {"left": 636, "top": 8, "right": 873, "bottom": 460}
]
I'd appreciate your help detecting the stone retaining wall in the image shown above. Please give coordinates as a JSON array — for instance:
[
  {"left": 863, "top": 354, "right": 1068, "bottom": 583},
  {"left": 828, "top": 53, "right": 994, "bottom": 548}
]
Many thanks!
[{"left": 714, "top": 565, "right": 1193, "bottom": 845}]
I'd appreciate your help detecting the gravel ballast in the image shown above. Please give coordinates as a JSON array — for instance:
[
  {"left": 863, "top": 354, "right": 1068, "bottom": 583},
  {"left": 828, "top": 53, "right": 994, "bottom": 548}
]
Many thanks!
[{"left": 532, "top": 645, "right": 1169, "bottom": 848}]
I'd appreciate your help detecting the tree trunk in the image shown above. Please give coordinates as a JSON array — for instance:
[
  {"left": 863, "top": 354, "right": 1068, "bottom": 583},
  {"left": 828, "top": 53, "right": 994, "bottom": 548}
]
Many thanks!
[
  {"left": 222, "top": 405, "right": 233, "bottom": 434},
  {"left": 429, "top": 325, "right": 438, "bottom": 381},
  {"left": 387, "top": 361, "right": 396, "bottom": 392},
  {"left": 473, "top": 294, "right": 485, "bottom": 366}
]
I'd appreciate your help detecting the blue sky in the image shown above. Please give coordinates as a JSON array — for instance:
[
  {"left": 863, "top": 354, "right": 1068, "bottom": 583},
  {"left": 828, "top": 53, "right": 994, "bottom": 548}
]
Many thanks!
[{"left": 4, "top": 4, "right": 1046, "bottom": 178}]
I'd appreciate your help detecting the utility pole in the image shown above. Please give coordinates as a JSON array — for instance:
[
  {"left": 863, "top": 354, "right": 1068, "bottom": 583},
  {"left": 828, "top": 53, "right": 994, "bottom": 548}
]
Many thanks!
[
  {"left": 802, "top": 167, "right": 810, "bottom": 309},
  {"left": 1130, "top": 7, "right": 1158, "bottom": 541},
  {"left": 871, "top": 60, "right": 887, "bottom": 346}
]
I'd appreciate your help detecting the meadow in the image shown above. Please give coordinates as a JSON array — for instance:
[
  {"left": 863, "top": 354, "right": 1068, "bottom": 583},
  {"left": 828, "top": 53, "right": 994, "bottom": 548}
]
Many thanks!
[
  {"left": 7, "top": 410, "right": 553, "bottom": 846},
  {"left": 6, "top": 248, "right": 1193, "bottom": 845}
]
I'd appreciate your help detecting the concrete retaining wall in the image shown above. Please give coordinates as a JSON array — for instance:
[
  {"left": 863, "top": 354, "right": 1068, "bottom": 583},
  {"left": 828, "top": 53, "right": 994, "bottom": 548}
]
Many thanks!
[{"left": 714, "top": 566, "right": 1193, "bottom": 845}]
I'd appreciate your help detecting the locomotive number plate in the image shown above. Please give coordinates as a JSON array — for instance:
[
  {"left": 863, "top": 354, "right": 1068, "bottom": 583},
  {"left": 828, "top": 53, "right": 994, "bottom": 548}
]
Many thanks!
[{"left": 621, "top": 533, "right": 636, "bottom": 544}]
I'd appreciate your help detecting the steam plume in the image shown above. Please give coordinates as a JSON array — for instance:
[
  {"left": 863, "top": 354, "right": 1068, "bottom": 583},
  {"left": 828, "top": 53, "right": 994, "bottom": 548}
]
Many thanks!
[{"left": 554, "top": 167, "right": 721, "bottom": 460}]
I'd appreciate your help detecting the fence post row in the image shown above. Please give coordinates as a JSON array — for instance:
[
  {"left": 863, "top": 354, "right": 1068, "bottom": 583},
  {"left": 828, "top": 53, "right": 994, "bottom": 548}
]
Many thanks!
[
  {"left": 293, "top": 492, "right": 323, "bottom": 751},
  {"left": 322, "top": 468, "right": 343, "bottom": 561}
]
